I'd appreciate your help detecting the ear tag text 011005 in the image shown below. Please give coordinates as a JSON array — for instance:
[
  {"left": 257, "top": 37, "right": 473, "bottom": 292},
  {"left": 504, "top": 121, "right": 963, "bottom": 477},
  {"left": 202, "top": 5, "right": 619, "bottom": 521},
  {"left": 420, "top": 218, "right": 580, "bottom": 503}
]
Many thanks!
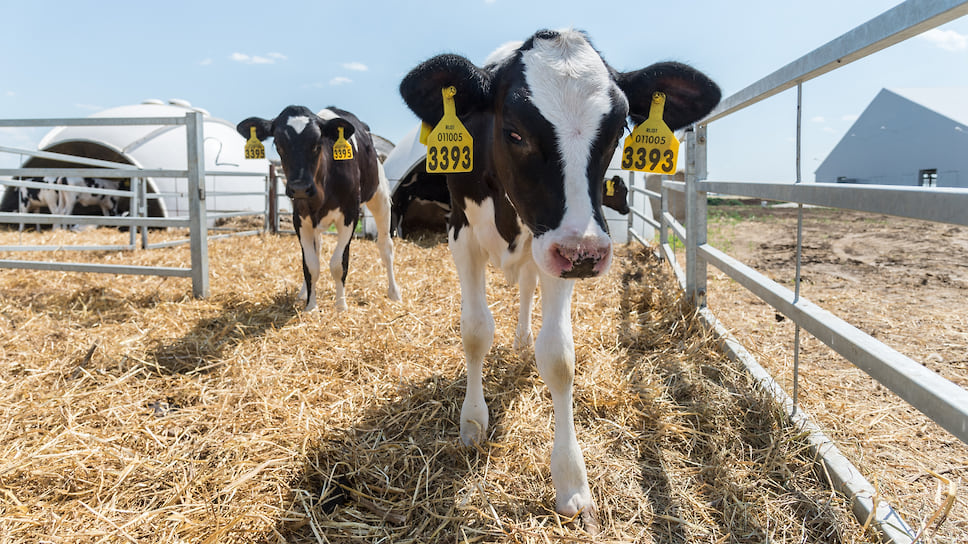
[
  {"left": 425, "top": 86, "right": 472, "bottom": 173},
  {"left": 333, "top": 126, "right": 354, "bottom": 161},
  {"left": 621, "top": 91, "right": 678, "bottom": 174},
  {"left": 244, "top": 126, "right": 266, "bottom": 160}
]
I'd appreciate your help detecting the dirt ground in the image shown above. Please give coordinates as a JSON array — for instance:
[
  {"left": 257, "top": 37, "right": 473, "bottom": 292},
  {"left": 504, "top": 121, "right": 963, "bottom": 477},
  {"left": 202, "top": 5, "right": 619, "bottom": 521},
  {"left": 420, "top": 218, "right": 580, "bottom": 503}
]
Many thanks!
[{"left": 701, "top": 204, "right": 968, "bottom": 543}]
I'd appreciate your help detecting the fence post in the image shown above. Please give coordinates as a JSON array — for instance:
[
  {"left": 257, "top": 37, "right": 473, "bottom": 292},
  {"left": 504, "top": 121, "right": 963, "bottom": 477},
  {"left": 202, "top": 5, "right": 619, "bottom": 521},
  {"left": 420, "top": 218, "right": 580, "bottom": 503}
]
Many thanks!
[
  {"left": 186, "top": 111, "right": 210, "bottom": 298},
  {"left": 684, "top": 125, "right": 707, "bottom": 308},
  {"left": 268, "top": 163, "right": 279, "bottom": 234}
]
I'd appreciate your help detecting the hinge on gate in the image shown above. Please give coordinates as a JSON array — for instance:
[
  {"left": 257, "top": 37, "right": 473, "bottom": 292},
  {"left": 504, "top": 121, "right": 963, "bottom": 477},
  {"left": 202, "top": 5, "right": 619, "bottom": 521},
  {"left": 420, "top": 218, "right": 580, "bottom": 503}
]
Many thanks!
[{"left": 198, "top": 186, "right": 206, "bottom": 200}]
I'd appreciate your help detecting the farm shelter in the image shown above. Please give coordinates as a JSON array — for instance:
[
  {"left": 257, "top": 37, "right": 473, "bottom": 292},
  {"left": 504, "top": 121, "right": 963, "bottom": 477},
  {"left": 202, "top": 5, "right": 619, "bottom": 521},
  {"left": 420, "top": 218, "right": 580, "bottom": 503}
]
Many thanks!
[
  {"left": 384, "top": 123, "right": 639, "bottom": 242},
  {"left": 815, "top": 88, "right": 968, "bottom": 186},
  {"left": 0, "top": 99, "right": 270, "bottom": 219}
]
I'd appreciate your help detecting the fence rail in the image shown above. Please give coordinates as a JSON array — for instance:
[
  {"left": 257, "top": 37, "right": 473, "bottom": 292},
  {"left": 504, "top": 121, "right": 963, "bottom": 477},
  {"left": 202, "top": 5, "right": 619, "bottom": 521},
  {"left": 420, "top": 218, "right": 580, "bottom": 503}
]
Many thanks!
[
  {"left": 628, "top": 1, "right": 968, "bottom": 542},
  {"left": 0, "top": 112, "right": 270, "bottom": 297}
]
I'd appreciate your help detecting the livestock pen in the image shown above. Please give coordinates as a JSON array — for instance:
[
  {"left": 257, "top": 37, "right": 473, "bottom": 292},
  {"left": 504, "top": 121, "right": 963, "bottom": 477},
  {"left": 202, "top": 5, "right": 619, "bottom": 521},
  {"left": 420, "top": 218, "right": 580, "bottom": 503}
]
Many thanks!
[{"left": 1, "top": 2, "right": 967, "bottom": 544}]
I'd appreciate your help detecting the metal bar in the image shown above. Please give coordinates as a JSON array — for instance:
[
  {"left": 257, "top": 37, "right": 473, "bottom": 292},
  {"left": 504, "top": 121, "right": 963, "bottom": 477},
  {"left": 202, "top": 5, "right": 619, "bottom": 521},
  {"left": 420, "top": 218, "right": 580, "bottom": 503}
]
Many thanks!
[
  {"left": 629, "top": 186, "right": 661, "bottom": 201},
  {"left": 2, "top": 179, "right": 132, "bottom": 198},
  {"left": 0, "top": 260, "right": 192, "bottom": 277},
  {"left": 665, "top": 212, "right": 686, "bottom": 243},
  {"left": 185, "top": 111, "right": 209, "bottom": 298},
  {"left": 0, "top": 145, "right": 140, "bottom": 170},
  {"left": 207, "top": 210, "right": 265, "bottom": 220},
  {"left": 0, "top": 213, "right": 188, "bottom": 228},
  {"left": 793, "top": 83, "right": 805, "bottom": 415},
  {"left": 699, "top": 242, "right": 968, "bottom": 444},
  {"left": 0, "top": 117, "right": 187, "bottom": 127},
  {"left": 200, "top": 171, "right": 267, "bottom": 177},
  {"left": 695, "top": 306, "right": 915, "bottom": 544},
  {"left": 0, "top": 245, "right": 135, "bottom": 252},
  {"left": 628, "top": 228, "right": 648, "bottom": 247},
  {"left": 0, "top": 168, "right": 190, "bottom": 178},
  {"left": 703, "top": 0, "right": 968, "bottom": 123},
  {"left": 698, "top": 181, "right": 968, "bottom": 226},
  {"left": 663, "top": 180, "right": 686, "bottom": 193},
  {"left": 631, "top": 209, "right": 661, "bottom": 231},
  {"left": 684, "top": 128, "right": 707, "bottom": 307}
]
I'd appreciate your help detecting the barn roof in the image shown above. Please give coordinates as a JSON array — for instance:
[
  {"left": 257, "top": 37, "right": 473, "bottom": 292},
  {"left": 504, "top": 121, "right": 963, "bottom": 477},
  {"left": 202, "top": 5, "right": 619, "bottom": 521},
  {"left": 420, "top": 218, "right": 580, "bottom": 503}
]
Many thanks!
[{"left": 889, "top": 87, "right": 968, "bottom": 126}]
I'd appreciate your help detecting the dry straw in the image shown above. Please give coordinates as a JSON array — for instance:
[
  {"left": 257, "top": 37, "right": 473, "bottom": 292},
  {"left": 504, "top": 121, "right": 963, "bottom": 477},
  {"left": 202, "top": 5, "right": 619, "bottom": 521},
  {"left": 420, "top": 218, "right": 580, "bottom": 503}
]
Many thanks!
[{"left": 0, "top": 226, "right": 864, "bottom": 542}]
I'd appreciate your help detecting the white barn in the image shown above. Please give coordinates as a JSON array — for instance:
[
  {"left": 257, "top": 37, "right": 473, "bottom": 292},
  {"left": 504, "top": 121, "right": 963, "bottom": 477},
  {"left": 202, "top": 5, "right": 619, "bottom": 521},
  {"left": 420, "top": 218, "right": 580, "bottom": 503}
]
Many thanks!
[{"left": 815, "top": 88, "right": 968, "bottom": 187}]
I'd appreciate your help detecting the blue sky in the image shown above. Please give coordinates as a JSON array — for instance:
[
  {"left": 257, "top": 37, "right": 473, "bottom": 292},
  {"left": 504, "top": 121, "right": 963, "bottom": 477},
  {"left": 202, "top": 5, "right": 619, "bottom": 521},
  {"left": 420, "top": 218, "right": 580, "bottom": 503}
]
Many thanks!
[{"left": 2, "top": 1, "right": 967, "bottom": 180}]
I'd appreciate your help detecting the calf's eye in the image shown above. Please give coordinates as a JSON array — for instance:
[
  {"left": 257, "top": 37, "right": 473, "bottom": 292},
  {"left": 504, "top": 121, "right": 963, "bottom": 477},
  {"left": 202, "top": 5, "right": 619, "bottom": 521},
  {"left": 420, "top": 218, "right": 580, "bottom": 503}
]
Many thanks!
[{"left": 506, "top": 130, "right": 523, "bottom": 144}]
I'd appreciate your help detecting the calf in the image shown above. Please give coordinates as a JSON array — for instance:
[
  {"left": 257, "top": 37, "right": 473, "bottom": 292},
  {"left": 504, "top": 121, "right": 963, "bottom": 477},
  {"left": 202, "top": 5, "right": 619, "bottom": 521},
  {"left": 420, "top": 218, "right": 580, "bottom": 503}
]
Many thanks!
[
  {"left": 238, "top": 106, "right": 400, "bottom": 311},
  {"left": 67, "top": 177, "right": 122, "bottom": 218},
  {"left": 19, "top": 176, "right": 119, "bottom": 229},
  {"left": 400, "top": 29, "right": 719, "bottom": 531},
  {"left": 603, "top": 175, "right": 630, "bottom": 215}
]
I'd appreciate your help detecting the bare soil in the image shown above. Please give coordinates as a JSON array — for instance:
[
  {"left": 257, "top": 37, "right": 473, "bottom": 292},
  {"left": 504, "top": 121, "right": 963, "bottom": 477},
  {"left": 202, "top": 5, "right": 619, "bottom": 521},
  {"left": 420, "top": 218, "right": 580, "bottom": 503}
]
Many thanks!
[{"left": 702, "top": 204, "right": 968, "bottom": 543}]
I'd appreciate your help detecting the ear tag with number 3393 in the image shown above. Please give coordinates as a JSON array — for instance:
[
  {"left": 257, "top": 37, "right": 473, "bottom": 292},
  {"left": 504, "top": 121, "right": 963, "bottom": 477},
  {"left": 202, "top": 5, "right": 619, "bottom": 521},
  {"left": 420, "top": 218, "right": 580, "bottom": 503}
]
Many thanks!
[
  {"left": 244, "top": 126, "right": 265, "bottom": 160},
  {"left": 333, "top": 126, "right": 354, "bottom": 161},
  {"left": 621, "top": 91, "right": 678, "bottom": 174},
  {"left": 425, "top": 86, "right": 473, "bottom": 173}
]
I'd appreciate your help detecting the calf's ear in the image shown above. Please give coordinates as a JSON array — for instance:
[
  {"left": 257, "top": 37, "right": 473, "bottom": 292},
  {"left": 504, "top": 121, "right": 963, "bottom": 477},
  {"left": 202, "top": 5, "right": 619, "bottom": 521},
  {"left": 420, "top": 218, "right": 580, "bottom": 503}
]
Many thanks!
[
  {"left": 320, "top": 117, "right": 355, "bottom": 141},
  {"left": 399, "top": 54, "right": 493, "bottom": 125},
  {"left": 237, "top": 117, "right": 274, "bottom": 141},
  {"left": 617, "top": 62, "right": 721, "bottom": 130}
]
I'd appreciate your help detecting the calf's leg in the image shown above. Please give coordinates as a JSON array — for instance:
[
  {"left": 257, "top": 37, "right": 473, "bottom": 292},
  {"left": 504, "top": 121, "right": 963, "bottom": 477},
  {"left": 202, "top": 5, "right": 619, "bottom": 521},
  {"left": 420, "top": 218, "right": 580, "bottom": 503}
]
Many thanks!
[
  {"left": 450, "top": 227, "right": 493, "bottom": 446},
  {"left": 535, "top": 274, "right": 598, "bottom": 533},
  {"left": 329, "top": 217, "right": 356, "bottom": 312},
  {"left": 365, "top": 162, "right": 401, "bottom": 301},
  {"left": 296, "top": 214, "right": 321, "bottom": 311}
]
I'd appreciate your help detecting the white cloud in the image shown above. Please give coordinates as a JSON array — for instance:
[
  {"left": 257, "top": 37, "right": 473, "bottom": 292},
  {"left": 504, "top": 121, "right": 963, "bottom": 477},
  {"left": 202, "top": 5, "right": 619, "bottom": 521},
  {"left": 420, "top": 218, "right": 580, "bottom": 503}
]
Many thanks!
[
  {"left": 5, "top": 90, "right": 14, "bottom": 97},
  {"left": 231, "top": 52, "right": 287, "bottom": 65},
  {"left": 199, "top": 58, "right": 213, "bottom": 66},
  {"left": 811, "top": 116, "right": 825, "bottom": 123},
  {"left": 919, "top": 28, "right": 968, "bottom": 52},
  {"left": 342, "top": 62, "right": 368, "bottom": 72},
  {"left": 841, "top": 114, "right": 859, "bottom": 122},
  {"left": 330, "top": 76, "right": 353, "bottom": 86}
]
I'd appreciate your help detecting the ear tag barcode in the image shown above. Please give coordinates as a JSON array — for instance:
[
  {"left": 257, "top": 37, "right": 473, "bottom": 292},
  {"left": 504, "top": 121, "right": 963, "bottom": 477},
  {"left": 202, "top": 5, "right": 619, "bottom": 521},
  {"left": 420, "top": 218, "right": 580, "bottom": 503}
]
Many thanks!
[
  {"left": 244, "top": 126, "right": 265, "bottom": 159},
  {"left": 333, "top": 127, "right": 354, "bottom": 161},
  {"left": 425, "top": 86, "right": 473, "bottom": 173},
  {"left": 621, "top": 91, "right": 678, "bottom": 174}
]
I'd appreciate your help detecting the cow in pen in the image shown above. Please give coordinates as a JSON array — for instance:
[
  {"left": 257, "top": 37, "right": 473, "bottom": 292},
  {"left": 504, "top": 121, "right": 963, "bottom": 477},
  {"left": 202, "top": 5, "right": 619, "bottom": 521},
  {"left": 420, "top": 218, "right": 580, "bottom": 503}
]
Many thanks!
[
  {"left": 400, "top": 28, "right": 719, "bottom": 531},
  {"left": 238, "top": 106, "right": 400, "bottom": 311}
]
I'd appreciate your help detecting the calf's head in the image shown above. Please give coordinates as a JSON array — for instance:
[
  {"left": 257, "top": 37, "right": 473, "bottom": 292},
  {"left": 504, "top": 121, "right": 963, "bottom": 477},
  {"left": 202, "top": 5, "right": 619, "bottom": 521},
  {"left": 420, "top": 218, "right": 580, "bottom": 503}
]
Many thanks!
[
  {"left": 400, "top": 29, "right": 720, "bottom": 278},
  {"left": 237, "top": 106, "right": 355, "bottom": 199}
]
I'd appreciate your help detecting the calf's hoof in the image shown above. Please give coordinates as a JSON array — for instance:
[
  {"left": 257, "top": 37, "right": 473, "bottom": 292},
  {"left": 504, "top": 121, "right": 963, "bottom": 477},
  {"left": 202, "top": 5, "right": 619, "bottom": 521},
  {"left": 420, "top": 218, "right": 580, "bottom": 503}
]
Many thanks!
[
  {"left": 558, "top": 493, "right": 599, "bottom": 535},
  {"left": 388, "top": 284, "right": 401, "bottom": 302}
]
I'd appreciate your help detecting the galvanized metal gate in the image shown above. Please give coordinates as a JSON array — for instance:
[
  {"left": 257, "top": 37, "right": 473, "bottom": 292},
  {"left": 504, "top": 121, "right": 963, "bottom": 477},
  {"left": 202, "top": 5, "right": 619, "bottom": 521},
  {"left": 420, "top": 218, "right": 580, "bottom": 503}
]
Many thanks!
[
  {"left": 627, "top": 1, "right": 968, "bottom": 542},
  {"left": 0, "top": 112, "right": 269, "bottom": 298}
]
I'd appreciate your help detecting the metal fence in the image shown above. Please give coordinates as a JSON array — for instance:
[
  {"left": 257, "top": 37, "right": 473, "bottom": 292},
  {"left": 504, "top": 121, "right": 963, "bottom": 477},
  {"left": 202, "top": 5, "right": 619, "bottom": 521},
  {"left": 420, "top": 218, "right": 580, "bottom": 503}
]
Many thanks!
[
  {"left": 627, "top": 1, "right": 968, "bottom": 542},
  {"left": 0, "top": 112, "right": 269, "bottom": 297}
]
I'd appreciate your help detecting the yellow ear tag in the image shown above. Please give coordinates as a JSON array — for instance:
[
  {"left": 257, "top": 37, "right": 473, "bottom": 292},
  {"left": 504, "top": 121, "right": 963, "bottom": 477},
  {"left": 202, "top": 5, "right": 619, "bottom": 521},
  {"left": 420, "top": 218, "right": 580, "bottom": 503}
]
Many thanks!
[
  {"left": 333, "top": 126, "right": 354, "bottom": 161},
  {"left": 621, "top": 91, "right": 678, "bottom": 174},
  {"left": 425, "top": 86, "right": 473, "bottom": 173},
  {"left": 419, "top": 122, "right": 432, "bottom": 145},
  {"left": 244, "top": 126, "right": 265, "bottom": 159},
  {"left": 605, "top": 178, "right": 616, "bottom": 197}
]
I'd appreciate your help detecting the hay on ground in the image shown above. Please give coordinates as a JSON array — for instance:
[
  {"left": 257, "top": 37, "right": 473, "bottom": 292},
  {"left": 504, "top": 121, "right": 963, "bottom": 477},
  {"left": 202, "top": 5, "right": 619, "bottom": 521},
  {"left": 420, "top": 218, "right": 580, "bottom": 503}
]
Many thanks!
[{"left": 0, "top": 226, "right": 865, "bottom": 542}]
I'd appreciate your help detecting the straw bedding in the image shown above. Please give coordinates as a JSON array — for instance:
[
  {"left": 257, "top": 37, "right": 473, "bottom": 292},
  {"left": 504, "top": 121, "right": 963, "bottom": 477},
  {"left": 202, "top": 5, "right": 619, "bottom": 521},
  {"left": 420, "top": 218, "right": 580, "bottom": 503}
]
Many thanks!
[{"left": 0, "top": 226, "right": 865, "bottom": 542}]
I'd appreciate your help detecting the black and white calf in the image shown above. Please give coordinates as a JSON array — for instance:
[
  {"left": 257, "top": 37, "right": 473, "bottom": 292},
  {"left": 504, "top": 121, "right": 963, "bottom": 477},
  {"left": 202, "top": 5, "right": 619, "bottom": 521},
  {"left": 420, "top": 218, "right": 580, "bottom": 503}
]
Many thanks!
[
  {"left": 238, "top": 106, "right": 400, "bottom": 311},
  {"left": 19, "top": 176, "right": 120, "bottom": 229},
  {"left": 400, "top": 29, "right": 719, "bottom": 531}
]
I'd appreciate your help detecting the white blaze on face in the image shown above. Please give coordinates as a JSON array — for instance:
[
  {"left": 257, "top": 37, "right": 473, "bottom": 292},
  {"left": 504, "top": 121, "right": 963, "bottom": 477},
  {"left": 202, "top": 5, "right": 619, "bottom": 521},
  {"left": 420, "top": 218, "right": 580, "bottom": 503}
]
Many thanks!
[
  {"left": 287, "top": 115, "right": 311, "bottom": 134},
  {"left": 521, "top": 30, "right": 615, "bottom": 275}
]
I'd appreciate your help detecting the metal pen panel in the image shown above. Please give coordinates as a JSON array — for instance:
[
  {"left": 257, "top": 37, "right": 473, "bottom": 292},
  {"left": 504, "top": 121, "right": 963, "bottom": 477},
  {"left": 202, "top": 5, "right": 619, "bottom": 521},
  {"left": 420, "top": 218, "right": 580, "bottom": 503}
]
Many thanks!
[
  {"left": 698, "top": 181, "right": 968, "bottom": 226},
  {"left": 699, "top": 242, "right": 968, "bottom": 444}
]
